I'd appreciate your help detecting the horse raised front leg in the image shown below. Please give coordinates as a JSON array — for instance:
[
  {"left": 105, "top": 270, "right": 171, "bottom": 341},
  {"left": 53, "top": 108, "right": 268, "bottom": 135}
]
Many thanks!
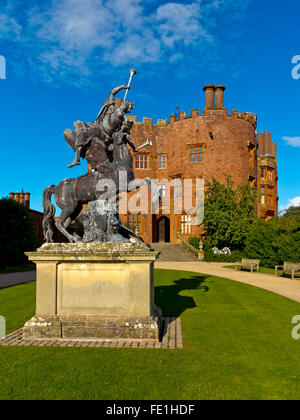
[{"left": 56, "top": 209, "right": 82, "bottom": 243}]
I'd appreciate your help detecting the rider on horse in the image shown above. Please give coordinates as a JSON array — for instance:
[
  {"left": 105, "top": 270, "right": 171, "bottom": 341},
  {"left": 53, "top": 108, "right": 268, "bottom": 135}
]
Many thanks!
[{"left": 65, "top": 85, "right": 133, "bottom": 168}]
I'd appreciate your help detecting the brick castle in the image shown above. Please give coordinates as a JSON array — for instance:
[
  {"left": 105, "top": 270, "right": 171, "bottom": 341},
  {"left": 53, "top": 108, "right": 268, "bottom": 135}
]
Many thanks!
[{"left": 120, "top": 83, "right": 278, "bottom": 243}]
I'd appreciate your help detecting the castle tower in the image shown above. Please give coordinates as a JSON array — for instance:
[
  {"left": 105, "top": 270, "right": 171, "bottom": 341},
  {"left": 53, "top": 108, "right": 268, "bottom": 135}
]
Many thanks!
[{"left": 257, "top": 132, "right": 278, "bottom": 218}]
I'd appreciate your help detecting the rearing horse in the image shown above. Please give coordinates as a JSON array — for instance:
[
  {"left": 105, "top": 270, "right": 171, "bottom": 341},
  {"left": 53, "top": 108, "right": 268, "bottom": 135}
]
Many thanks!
[{"left": 42, "top": 125, "right": 158, "bottom": 243}]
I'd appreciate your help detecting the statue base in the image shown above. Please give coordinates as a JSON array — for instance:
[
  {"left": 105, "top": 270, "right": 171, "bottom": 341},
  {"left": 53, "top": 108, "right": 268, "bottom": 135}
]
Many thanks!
[{"left": 23, "top": 242, "right": 161, "bottom": 341}]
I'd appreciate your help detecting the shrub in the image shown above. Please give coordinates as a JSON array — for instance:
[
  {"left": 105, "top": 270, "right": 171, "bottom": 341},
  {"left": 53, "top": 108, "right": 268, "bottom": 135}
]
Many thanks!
[
  {"left": 199, "top": 176, "right": 257, "bottom": 251},
  {"left": 188, "top": 236, "right": 201, "bottom": 250},
  {"left": 243, "top": 219, "right": 280, "bottom": 267}
]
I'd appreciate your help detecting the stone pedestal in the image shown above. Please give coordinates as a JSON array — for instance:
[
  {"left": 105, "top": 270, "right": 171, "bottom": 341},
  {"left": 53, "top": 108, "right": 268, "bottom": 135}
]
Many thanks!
[{"left": 23, "top": 242, "right": 161, "bottom": 341}]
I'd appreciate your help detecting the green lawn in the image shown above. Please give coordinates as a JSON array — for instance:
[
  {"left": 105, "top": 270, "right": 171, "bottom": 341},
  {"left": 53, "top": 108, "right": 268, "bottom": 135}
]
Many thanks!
[{"left": 0, "top": 269, "right": 300, "bottom": 400}]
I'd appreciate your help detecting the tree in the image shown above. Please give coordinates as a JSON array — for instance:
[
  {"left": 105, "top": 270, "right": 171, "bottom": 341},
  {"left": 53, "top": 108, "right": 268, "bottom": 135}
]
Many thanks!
[
  {"left": 0, "top": 198, "right": 38, "bottom": 267},
  {"left": 243, "top": 218, "right": 280, "bottom": 267},
  {"left": 244, "top": 213, "right": 300, "bottom": 267},
  {"left": 281, "top": 206, "right": 300, "bottom": 218},
  {"left": 276, "top": 212, "right": 300, "bottom": 263},
  {"left": 202, "top": 176, "right": 257, "bottom": 250}
]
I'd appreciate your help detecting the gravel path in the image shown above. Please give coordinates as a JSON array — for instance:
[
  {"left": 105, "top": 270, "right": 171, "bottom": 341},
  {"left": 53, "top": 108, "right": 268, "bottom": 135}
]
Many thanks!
[{"left": 0, "top": 271, "right": 36, "bottom": 289}]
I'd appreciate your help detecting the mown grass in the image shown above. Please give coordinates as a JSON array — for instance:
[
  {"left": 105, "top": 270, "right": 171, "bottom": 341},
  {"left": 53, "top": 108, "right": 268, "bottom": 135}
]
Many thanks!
[{"left": 0, "top": 269, "right": 299, "bottom": 400}]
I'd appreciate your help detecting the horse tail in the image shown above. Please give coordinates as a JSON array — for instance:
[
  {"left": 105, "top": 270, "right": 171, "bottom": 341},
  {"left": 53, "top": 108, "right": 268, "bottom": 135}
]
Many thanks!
[{"left": 42, "top": 185, "right": 56, "bottom": 243}]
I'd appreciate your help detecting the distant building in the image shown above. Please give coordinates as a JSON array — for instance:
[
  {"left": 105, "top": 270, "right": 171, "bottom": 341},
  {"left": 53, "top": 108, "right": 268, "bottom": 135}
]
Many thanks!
[
  {"left": 119, "top": 83, "right": 278, "bottom": 243},
  {"left": 9, "top": 191, "right": 44, "bottom": 244}
]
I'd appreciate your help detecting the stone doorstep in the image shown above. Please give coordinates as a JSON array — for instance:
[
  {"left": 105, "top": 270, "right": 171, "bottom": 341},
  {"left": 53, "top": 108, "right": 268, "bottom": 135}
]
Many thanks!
[{"left": 0, "top": 318, "right": 183, "bottom": 349}]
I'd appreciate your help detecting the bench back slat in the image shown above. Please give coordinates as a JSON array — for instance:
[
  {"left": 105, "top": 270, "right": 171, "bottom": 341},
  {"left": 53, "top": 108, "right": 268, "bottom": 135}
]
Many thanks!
[
  {"left": 284, "top": 262, "right": 300, "bottom": 271},
  {"left": 242, "top": 259, "right": 260, "bottom": 266}
]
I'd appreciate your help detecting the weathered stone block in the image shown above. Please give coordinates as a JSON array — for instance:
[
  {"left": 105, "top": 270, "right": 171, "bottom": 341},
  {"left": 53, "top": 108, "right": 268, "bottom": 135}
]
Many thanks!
[{"left": 23, "top": 242, "right": 161, "bottom": 341}]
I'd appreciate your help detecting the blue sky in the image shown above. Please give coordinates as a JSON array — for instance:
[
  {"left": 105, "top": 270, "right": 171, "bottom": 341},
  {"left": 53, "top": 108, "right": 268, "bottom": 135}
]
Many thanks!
[{"left": 0, "top": 0, "right": 299, "bottom": 212}]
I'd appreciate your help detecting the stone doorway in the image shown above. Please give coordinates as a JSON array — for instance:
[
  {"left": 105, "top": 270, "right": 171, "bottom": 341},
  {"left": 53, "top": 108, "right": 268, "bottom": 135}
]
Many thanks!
[{"left": 157, "top": 216, "right": 170, "bottom": 243}]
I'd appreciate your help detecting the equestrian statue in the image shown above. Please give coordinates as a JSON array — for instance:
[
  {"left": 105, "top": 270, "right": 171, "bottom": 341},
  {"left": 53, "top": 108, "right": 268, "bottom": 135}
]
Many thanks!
[{"left": 42, "top": 70, "right": 158, "bottom": 244}]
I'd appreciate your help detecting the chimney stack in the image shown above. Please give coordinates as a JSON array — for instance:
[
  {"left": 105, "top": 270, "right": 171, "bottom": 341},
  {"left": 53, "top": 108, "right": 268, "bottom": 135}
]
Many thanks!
[
  {"left": 214, "top": 85, "right": 226, "bottom": 109},
  {"left": 25, "top": 192, "right": 30, "bottom": 209},
  {"left": 8, "top": 191, "right": 31, "bottom": 208},
  {"left": 20, "top": 190, "right": 25, "bottom": 205},
  {"left": 203, "top": 84, "right": 215, "bottom": 109}
]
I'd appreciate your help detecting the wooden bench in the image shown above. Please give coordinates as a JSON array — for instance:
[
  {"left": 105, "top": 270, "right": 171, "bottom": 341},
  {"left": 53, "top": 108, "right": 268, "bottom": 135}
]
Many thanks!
[
  {"left": 275, "top": 262, "right": 300, "bottom": 280},
  {"left": 235, "top": 259, "right": 260, "bottom": 273}
]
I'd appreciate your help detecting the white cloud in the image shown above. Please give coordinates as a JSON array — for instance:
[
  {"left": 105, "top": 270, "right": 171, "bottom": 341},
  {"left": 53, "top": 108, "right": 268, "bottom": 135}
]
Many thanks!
[
  {"left": 156, "top": 2, "right": 211, "bottom": 48},
  {"left": 0, "top": 12, "right": 22, "bottom": 39},
  {"left": 280, "top": 197, "right": 300, "bottom": 211},
  {"left": 0, "top": 0, "right": 251, "bottom": 85},
  {"left": 282, "top": 137, "right": 300, "bottom": 148}
]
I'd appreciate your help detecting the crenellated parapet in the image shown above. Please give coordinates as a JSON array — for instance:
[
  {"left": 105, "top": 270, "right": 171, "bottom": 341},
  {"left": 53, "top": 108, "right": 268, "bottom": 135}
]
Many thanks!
[
  {"left": 127, "top": 108, "right": 201, "bottom": 126},
  {"left": 231, "top": 110, "right": 257, "bottom": 128}
]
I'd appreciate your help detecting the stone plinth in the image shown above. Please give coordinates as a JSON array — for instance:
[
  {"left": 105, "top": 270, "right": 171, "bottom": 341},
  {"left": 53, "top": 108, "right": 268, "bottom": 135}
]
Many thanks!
[{"left": 23, "top": 242, "right": 161, "bottom": 341}]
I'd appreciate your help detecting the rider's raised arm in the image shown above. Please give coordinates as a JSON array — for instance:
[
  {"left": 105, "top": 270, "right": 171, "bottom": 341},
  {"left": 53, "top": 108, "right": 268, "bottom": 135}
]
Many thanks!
[{"left": 108, "top": 85, "right": 129, "bottom": 102}]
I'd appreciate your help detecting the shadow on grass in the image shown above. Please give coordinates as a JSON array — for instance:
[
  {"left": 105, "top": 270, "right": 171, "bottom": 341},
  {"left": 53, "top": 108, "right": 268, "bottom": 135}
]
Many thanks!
[{"left": 155, "top": 275, "right": 209, "bottom": 317}]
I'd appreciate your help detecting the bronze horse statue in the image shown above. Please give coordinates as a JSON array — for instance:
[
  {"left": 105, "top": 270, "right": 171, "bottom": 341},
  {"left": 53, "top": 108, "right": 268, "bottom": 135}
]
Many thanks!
[{"left": 42, "top": 120, "right": 158, "bottom": 243}]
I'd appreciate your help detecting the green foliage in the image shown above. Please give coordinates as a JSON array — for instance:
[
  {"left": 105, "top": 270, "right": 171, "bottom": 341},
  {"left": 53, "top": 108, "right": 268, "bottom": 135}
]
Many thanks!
[
  {"left": 188, "top": 236, "right": 200, "bottom": 250},
  {"left": 202, "top": 237, "right": 243, "bottom": 262},
  {"left": 243, "top": 219, "right": 280, "bottom": 267},
  {"left": 281, "top": 205, "right": 300, "bottom": 218},
  {"left": 244, "top": 214, "right": 300, "bottom": 267},
  {"left": 0, "top": 198, "right": 38, "bottom": 268},
  {"left": 201, "top": 176, "right": 257, "bottom": 251}
]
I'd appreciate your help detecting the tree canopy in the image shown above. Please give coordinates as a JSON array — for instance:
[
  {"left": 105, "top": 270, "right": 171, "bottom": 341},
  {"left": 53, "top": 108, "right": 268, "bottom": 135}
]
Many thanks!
[
  {"left": 202, "top": 176, "right": 257, "bottom": 250},
  {"left": 244, "top": 211, "right": 300, "bottom": 267},
  {"left": 281, "top": 205, "right": 300, "bottom": 218},
  {"left": 0, "top": 198, "right": 38, "bottom": 267}
]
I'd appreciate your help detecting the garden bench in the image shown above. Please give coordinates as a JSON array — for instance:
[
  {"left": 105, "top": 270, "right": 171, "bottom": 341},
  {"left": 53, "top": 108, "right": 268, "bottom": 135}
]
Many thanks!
[
  {"left": 275, "top": 262, "right": 300, "bottom": 280},
  {"left": 235, "top": 259, "right": 260, "bottom": 273}
]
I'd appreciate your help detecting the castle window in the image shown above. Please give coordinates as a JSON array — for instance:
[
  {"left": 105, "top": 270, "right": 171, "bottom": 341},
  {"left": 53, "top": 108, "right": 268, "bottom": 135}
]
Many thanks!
[
  {"left": 261, "top": 187, "right": 265, "bottom": 205},
  {"left": 190, "top": 147, "right": 203, "bottom": 163},
  {"left": 267, "top": 169, "right": 274, "bottom": 181},
  {"left": 261, "top": 168, "right": 265, "bottom": 178},
  {"left": 136, "top": 155, "right": 148, "bottom": 169},
  {"left": 159, "top": 155, "right": 167, "bottom": 169},
  {"left": 173, "top": 178, "right": 182, "bottom": 199},
  {"left": 249, "top": 144, "right": 256, "bottom": 169},
  {"left": 127, "top": 214, "right": 141, "bottom": 233},
  {"left": 159, "top": 184, "right": 166, "bottom": 198},
  {"left": 181, "top": 214, "right": 192, "bottom": 235}
]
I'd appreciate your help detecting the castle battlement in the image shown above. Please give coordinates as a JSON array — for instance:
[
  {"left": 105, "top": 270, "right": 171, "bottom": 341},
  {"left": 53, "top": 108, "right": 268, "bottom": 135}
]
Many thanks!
[{"left": 128, "top": 106, "right": 257, "bottom": 127}]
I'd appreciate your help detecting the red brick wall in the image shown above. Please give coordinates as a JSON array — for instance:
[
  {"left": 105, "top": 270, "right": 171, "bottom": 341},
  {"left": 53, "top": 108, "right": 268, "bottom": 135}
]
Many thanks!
[{"left": 120, "top": 86, "right": 278, "bottom": 243}]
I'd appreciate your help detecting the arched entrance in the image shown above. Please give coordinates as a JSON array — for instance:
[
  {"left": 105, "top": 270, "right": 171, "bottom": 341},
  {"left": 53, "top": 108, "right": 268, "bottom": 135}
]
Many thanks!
[{"left": 157, "top": 216, "right": 170, "bottom": 243}]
